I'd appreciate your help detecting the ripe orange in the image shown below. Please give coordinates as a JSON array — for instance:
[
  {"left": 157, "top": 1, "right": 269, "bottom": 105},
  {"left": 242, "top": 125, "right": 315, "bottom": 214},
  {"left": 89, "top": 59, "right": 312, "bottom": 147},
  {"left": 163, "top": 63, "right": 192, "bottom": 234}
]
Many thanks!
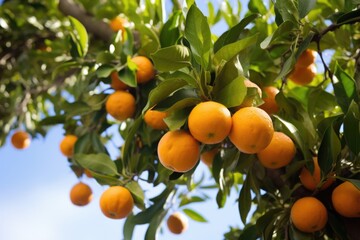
[
  {"left": 131, "top": 56, "right": 155, "bottom": 84},
  {"left": 299, "top": 157, "right": 334, "bottom": 191},
  {"left": 259, "top": 86, "right": 280, "bottom": 115},
  {"left": 157, "top": 130, "right": 200, "bottom": 172},
  {"left": 257, "top": 131, "right": 296, "bottom": 169},
  {"left": 105, "top": 90, "right": 136, "bottom": 121},
  {"left": 109, "top": 16, "right": 126, "bottom": 33},
  {"left": 110, "top": 71, "right": 127, "bottom": 90},
  {"left": 229, "top": 107, "right": 274, "bottom": 154},
  {"left": 144, "top": 109, "right": 168, "bottom": 130},
  {"left": 297, "top": 49, "right": 317, "bottom": 67},
  {"left": 290, "top": 197, "right": 328, "bottom": 233},
  {"left": 332, "top": 181, "right": 360, "bottom": 218},
  {"left": 11, "top": 130, "right": 31, "bottom": 149},
  {"left": 99, "top": 186, "right": 134, "bottom": 219},
  {"left": 60, "top": 134, "right": 78, "bottom": 157},
  {"left": 240, "top": 79, "right": 262, "bottom": 107},
  {"left": 288, "top": 64, "right": 317, "bottom": 85},
  {"left": 70, "top": 182, "right": 93, "bottom": 206},
  {"left": 188, "top": 101, "right": 232, "bottom": 144},
  {"left": 167, "top": 212, "right": 189, "bottom": 234},
  {"left": 200, "top": 148, "right": 219, "bottom": 167}
]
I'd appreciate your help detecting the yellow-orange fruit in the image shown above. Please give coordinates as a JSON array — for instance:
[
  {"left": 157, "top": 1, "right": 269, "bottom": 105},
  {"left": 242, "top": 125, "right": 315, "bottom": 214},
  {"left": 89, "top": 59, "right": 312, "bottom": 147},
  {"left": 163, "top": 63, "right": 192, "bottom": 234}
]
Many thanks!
[
  {"left": 105, "top": 90, "right": 136, "bottom": 121},
  {"left": 332, "top": 181, "right": 360, "bottom": 218},
  {"left": 240, "top": 80, "right": 262, "bottom": 107},
  {"left": 99, "top": 186, "right": 134, "bottom": 219},
  {"left": 297, "top": 49, "right": 317, "bottom": 67},
  {"left": 109, "top": 16, "right": 126, "bottom": 33},
  {"left": 131, "top": 56, "right": 155, "bottom": 84},
  {"left": 288, "top": 64, "right": 317, "bottom": 85},
  {"left": 290, "top": 197, "right": 328, "bottom": 233},
  {"left": 167, "top": 212, "right": 189, "bottom": 234},
  {"left": 299, "top": 157, "right": 335, "bottom": 191},
  {"left": 188, "top": 101, "right": 232, "bottom": 144},
  {"left": 70, "top": 182, "right": 93, "bottom": 206},
  {"left": 110, "top": 71, "right": 127, "bottom": 90},
  {"left": 229, "top": 107, "right": 274, "bottom": 154},
  {"left": 60, "top": 135, "right": 78, "bottom": 157},
  {"left": 11, "top": 130, "right": 31, "bottom": 149},
  {"left": 200, "top": 148, "right": 219, "bottom": 167},
  {"left": 257, "top": 131, "right": 296, "bottom": 169},
  {"left": 144, "top": 109, "right": 168, "bottom": 130},
  {"left": 259, "top": 86, "right": 280, "bottom": 115},
  {"left": 157, "top": 130, "right": 200, "bottom": 172}
]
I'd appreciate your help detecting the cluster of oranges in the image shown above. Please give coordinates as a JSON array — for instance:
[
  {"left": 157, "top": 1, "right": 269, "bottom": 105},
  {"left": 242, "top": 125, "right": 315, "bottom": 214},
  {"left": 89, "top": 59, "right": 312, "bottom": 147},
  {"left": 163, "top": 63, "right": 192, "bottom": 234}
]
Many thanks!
[{"left": 288, "top": 49, "right": 317, "bottom": 85}]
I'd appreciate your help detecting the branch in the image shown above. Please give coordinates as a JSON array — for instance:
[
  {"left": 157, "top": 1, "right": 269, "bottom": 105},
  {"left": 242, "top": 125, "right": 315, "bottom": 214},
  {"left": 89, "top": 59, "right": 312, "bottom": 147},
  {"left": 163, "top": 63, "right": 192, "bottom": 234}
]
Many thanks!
[{"left": 58, "top": 0, "right": 113, "bottom": 42}]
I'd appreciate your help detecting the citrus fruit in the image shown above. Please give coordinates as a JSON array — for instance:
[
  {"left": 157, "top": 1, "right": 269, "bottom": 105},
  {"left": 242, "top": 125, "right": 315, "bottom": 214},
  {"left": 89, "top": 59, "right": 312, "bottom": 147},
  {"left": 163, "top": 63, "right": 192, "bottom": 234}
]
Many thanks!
[
  {"left": 240, "top": 79, "right": 262, "bottom": 107},
  {"left": 70, "top": 182, "right": 93, "bottom": 206},
  {"left": 167, "top": 212, "right": 189, "bottom": 234},
  {"left": 11, "top": 130, "right": 31, "bottom": 149},
  {"left": 144, "top": 109, "right": 168, "bottom": 130},
  {"left": 200, "top": 148, "right": 219, "bottom": 167},
  {"left": 157, "top": 130, "right": 200, "bottom": 172},
  {"left": 257, "top": 131, "right": 296, "bottom": 169},
  {"left": 60, "top": 134, "right": 78, "bottom": 157},
  {"left": 299, "top": 157, "right": 334, "bottom": 191},
  {"left": 188, "top": 101, "right": 232, "bottom": 144},
  {"left": 290, "top": 196, "right": 328, "bottom": 233},
  {"left": 288, "top": 64, "right": 317, "bottom": 85},
  {"left": 105, "top": 90, "right": 136, "bottom": 121},
  {"left": 110, "top": 71, "right": 127, "bottom": 90},
  {"left": 297, "top": 49, "right": 317, "bottom": 67},
  {"left": 229, "top": 107, "right": 274, "bottom": 154},
  {"left": 259, "top": 86, "right": 280, "bottom": 115},
  {"left": 99, "top": 186, "right": 134, "bottom": 219},
  {"left": 332, "top": 181, "right": 360, "bottom": 218},
  {"left": 109, "top": 16, "right": 126, "bottom": 33},
  {"left": 131, "top": 56, "right": 155, "bottom": 84}
]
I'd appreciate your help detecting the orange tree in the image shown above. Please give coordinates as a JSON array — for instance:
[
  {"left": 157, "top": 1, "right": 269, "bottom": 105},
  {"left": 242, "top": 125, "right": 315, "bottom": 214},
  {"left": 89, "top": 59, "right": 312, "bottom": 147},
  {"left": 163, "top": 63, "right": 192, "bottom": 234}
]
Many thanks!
[{"left": 1, "top": 0, "right": 360, "bottom": 239}]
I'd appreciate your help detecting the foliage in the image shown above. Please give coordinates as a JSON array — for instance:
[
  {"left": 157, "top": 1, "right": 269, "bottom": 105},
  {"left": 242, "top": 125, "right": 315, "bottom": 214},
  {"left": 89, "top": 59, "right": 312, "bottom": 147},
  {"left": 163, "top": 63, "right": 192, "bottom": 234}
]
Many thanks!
[{"left": 1, "top": 0, "right": 360, "bottom": 239}]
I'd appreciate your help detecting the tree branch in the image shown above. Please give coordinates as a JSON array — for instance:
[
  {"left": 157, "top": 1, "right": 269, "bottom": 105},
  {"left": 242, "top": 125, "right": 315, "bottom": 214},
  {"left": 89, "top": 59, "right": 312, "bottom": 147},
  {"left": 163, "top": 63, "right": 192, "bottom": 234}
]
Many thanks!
[{"left": 58, "top": 0, "right": 113, "bottom": 42}]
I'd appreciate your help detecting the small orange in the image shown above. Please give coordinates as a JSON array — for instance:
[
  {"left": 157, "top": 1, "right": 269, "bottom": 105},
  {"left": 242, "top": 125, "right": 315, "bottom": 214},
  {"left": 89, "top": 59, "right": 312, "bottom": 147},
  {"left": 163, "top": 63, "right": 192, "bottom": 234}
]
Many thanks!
[
  {"left": 11, "top": 130, "right": 31, "bottom": 149},
  {"left": 167, "top": 212, "right": 189, "bottom": 234},
  {"left": 332, "top": 181, "right": 360, "bottom": 218},
  {"left": 131, "top": 56, "right": 155, "bottom": 84},
  {"left": 257, "top": 131, "right": 296, "bottom": 169},
  {"left": 99, "top": 186, "right": 134, "bottom": 219},
  {"left": 188, "top": 101, "right": 232, "bottom": 144},
  {"left": 200, "top": 148, "right": 219, "bottom": 167},
  {"left": 109, "top": 16, "right": 126, "bottom": 33},
  {"left": 60, "top": 135, "right": 78, "bottom": 157},
  {"left": 290, "top": 197, "right": 328, "bottom": 233},
  {"left": 297, "top": 49, "right": 317, "bottom": 67},
  {"left": 70, "top": 182, "right": 93, "bottom": 206},
  {"left": 288, "top": 63, "right": 317, "bottom": 85},
  {"left": 229, "top": 107, "right": 274, "bottom": 154},
  {"left": 299, "top": 157, "right": 335, "bottom": 191},
  {"left": 259, "top": 86, "right": 280, "bottom": 115},
  {"left": 144, "top": 109, "right": 168, "bottom": 130},
  {"left": 240, "top": 79, "right": 262, "bottom": 107},
  {"left": 105, "top": 90, "right": 136, "bottom": 121},
  {"left": 157, "top": 130, "right": 200, "bottom": 172},
  {"left": 110, "top": 71, "right": 127, "bottom": 90}
]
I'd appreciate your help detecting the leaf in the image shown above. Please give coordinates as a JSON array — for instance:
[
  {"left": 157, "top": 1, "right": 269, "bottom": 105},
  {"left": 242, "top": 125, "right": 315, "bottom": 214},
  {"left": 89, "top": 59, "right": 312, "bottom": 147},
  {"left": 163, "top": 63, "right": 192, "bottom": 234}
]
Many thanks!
[
  {"left": 179, "top": 196, "right": 207, "bottom": 207},
  {"left": 163, "top": 108, "right": 189, "bottom": 130},
  {"left": 151, "top": 45, "right": 191, "bottom": 71},
  {"left": 38, "top": 115, "right": 65, "bottom": 126},
  {"left": 298, "top": 0, "right": 316, "bottom": 18},
  {"left": 344, "top": 101, "right": 360, "bottom": 155},
  {"left": 260, "top": 21, "right": 296, "bottom": 49},
  {"left": 123, "top": 213, "right": 136, "bottom": 240},
  {"left": 158, "top": 70, "right": 198, "bottom": 88},
  {"left": 318, "top": 123, "right": 341, "bottom": 174},
  {"left": 69, "top": 16, "right": 88, "bottom": 57},
  {"left": 184, "top": 4, "right": 211, "bottom": 69},
  {"left": 144, "top": 209, "right": 168, "bottom": 240},
  {"left": 183, "top": 208, "right": 208, "bottom": 222},
  {"left": 256, "top": 208, "right": 283, "bottom": 239},
  {"left": 336, "top": 8, "right": 360, "bottom": 25},
  {"left": 126, "top": 181, "right": 145, "bottom": 210},
  {"left": 74, "top": 153, "right": 119, "bottom": 177},
  {"left": 248, "top": 0, "right": 267, "bottom": 14},
  {"left": 274, "top": 0, "right": 299, "bottom": 24},
  {"left": 96, "top": 52, "right": 116, "bottom": 64},
  {"left": 239, "top": 224, "right": 259, "bottom": 240},
  {"left": 154, "top": 88, "right": 200, "bottom": 112},
  {"left": 160, "top": 11, "right": 181, "bottom": 47},
  {"left": 96, "top": 64, "right": 114, "bottom": 78},
  {"left": 216, "top": 189, "right": 227, "bottom": 208},
  {"left": 239, "top": 173, "right": 252, "bottom": 224},
  {"left": 289, "top": 224, "right": 313, "bottom": 240},
  {"left": 62, "top": 101, "right": 92, "bottom": 118}
]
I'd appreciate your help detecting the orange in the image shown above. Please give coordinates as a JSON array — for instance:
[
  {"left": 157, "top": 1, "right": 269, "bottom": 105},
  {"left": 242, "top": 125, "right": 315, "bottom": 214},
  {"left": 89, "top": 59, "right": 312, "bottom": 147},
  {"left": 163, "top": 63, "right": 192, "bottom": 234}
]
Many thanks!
[
  {"left": 288, "top": 63, "right": 317, "bottom": 85},
  {"left": 105, "top": 90, "right": 136, "bottom": 121},
  {"left": 167, "top": 212, "right": 189, "bottom": 234},
  {"left": 188, "top": 101, "right": 232, "bottom": 144},
  {"left": 297, "top": 49, "right": 317, "bottom": 67},
  {"left": 144, "top": 109, "right": 168, "bottom": 130},
  {"left": 60, "top": 134, "right": 78, "bottom": 157},
  {"left": 157, "top": 130, "right": 200, "bottom": 172},
  {"left": 332, "top": 181, "right": 360, "bottom": 218},
  {"left": 200, "top": 148, "right": 219, "bottom": 167},
  {"left": 259, "top": 86, "right": 280, "bottom": 115},
  {"left": 110, "top": 71, "right": 127, "bottom": 90},
  {"left": 109, "top": 16, "right": 126, "bottom": 33},
  {"left": 11, "top": 130, "right": 31, "bottom": 149},
  {"left": 290, "top": 197, "right": 328, "bottom": 233},
  {"left": 240, "top": 79, "right": 262, "bottom": 107},
  {"left": 229, "top": 107, "right": 274, "bottom": 154},
  {"left": 99, "top": 186, "right": 134, "bottom": 219},
  {"left": 70, "top": 182, "right": 93, "bottom": 206},
  {"left": 299, "top": 157, "right": 335, "bottom": 191},
  {"left": 257, "top": 131, "right": 296, "bottom": 169},
  {"left": 131, "top": 56, "right": 155, "bottom": 84}
]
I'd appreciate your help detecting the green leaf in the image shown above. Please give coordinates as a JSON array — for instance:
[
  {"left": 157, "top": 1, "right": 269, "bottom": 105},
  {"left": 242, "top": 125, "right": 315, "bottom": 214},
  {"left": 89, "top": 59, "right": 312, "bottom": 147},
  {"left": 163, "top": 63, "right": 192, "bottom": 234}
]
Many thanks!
[
  {"left": 163, "top": 108, "right": 189, "bottom": 130},
  {"left": 151, "top": 45, "right": 191, "bottom": 71},
  {"left": 318, "top": 123, "right": 341, "bottom": 174},
  {"left": 298, "top": 0, "right": 316, "bottom": 18},
  {"left": 126, "top": 181, "right": 145, "bottom": 210},
  {"left": 214, "top": 75, "right": 247, "bottom": 108},
  {"left": 96, "top": 64, "right": 115, "bottom": 78},
  {"left": 344, "top": 101, "right": 360, "bottom": 155},
  {"left": 239, "top": 224, "right": 259, "bottom": 240},
  {"left": 119, "top": 63, "right": 137, "bottom": 87},
  {"left": 183, "top": 208, "right": 208, "bottom": 222},
  {"left": 144, "top": 209, "right": 168, "bottom": 240},
  {"left": 123, "top": 213, "right": 136, "bottom": 240},
  {"left": 248, "top": 0, "right": 267, "bottom": 14},
  {"left": 239, "top": 173, "right": 252, "bottom": 224},
  {"left": 216, "top": 189, "right": 227, "bottom": 208},
  {"left": 179, "top": 196, "right": 207, "bottom": 207},
  {"left": 274, "top": 0, "right": 299, "bottom": 24},
  {"left": 336, "top": 8, "right": 360, "bottom": 25},
  {"left": 69, "top": 16, "right": 88, "bottom": 57},
  {"left": 184, "top": 4, "right": 211, "bottom": 69},
  {"left": 154, "top": 88, "right": 200, "bottom": 112},
  {"left": 62, "top": 101, "right": 92, "bottom": 118},
  {"left": 96, "top": 52, "right": 116, "bottom": 64},
  {"left": 256, "top": 208, "right": 283, "bottom": 239},
  {"left": 260, "top": 21, "right": 296, "bottom": 49},
  {"left": 38, "top": 115, "right": 65, "bottom": 126},
  {"left": 74, "top": 153, "right": 119, "bottom": 177},
  {"left": 158, "top": 70, "right": 198, "bottom": 88},
  {"left": 160, "top": 11, "right": 181, "bottom": 47}
]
